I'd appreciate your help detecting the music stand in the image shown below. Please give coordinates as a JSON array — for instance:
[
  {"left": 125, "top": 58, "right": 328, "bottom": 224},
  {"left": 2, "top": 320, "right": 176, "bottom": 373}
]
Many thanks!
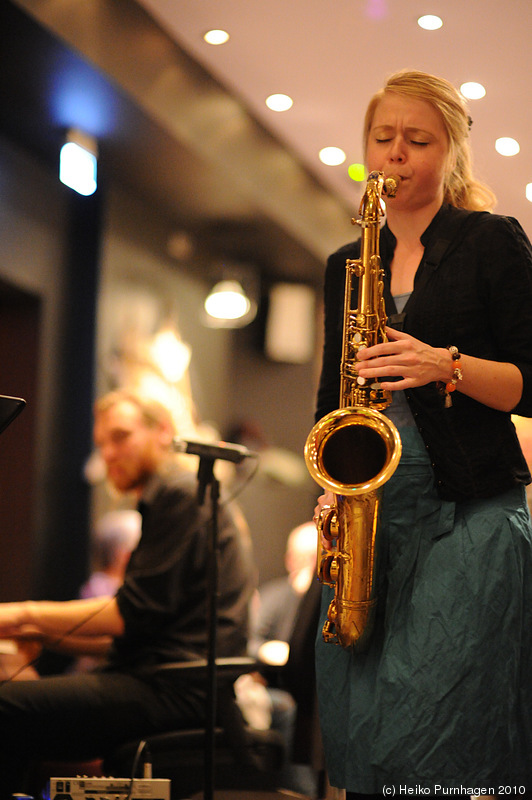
[{"left": 0, "top": 395, "right": 25, "bottom": 436}]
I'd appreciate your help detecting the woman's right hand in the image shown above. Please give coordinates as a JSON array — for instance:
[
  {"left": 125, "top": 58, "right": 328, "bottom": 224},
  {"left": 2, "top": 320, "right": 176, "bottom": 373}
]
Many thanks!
[{"left": 314, "top": 491, "right": 336, "bottom": 551}]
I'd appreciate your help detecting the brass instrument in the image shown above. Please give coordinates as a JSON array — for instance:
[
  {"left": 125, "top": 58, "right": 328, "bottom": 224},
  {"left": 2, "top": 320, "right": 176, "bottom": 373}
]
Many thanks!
[{"left": 305, "top": 171, "right": 402, "bottom": 651}]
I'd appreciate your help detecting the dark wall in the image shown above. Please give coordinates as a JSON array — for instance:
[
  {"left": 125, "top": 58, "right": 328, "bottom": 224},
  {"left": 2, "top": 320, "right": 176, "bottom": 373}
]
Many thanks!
[
  {"left": 0, "top": 134, "right": 102, "bottom": 601},
  {"left": 0, "top": 282, "right": 40, "bottom": 601},
  {"left": 0, "top": 2, "right": 322, "bottom": 598}
]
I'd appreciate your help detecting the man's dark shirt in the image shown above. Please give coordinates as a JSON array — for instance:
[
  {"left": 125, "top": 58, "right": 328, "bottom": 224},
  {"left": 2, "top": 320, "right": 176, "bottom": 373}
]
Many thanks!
[{"left": 107, "top": 465, "right": 255, "bottom": 670}]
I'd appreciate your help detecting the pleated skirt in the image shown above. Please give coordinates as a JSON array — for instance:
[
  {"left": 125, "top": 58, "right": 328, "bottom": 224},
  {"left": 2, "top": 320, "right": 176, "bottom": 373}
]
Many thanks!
[{"left": 315, "top": 427, "right": 532, "bottom": 794}]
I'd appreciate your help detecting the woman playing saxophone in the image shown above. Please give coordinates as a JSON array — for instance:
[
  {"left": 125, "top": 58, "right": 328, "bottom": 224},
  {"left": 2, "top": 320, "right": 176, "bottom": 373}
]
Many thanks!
[{"left": 313, "top": 70, "right": 532, "bottom": 799}]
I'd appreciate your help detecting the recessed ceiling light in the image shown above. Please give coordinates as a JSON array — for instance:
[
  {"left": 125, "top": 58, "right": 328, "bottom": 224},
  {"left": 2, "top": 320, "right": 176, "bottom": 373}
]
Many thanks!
[
  {"left": 526, "top": 183, "right": 532, "bottom": 203},
  {"left": 204, "top": 29, "right": 230, "bottom": 45},
  {"left": 417, "top": 14, "right": 443, "bottom": 30},
  {"left": 265, "top": 94, "right": 293, "bottom": 112},
  {"left": 460, "top": 81, "right": 486, "bottom": 100},
  {"left": 319, "top": 147, "right": 346, "bottom": 166},
  {"left": 495, "top": 137, "right": 520, "bottom": 157}
]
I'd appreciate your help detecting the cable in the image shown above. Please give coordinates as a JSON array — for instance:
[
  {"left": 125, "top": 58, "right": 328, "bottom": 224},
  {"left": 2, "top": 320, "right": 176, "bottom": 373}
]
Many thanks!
[
  {"left": 218, "top": 453, "right": 260, "bottom": 507},
  {"left": 0, "top": 595, "right": 116, "bottom": 686},
  {"left": 125, "top": 739, "right": 150, "bottom": 800}
]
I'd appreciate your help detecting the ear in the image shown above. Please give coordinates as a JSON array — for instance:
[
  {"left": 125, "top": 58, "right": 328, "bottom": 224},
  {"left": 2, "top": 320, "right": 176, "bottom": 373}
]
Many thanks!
[{"left": 157, "top": 418, "right": 175, "bottom": 450}]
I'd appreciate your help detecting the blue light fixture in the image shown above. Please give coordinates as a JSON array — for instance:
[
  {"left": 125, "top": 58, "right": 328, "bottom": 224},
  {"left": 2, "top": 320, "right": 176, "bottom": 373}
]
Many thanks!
[{"left": 59, "top": 128, "right": 98, "bottom": 196}]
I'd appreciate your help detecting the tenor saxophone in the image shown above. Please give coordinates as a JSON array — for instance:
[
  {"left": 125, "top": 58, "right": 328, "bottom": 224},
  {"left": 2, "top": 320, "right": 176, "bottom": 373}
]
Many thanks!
[{"left": 305, "top": 171, "right": 402, "bottom": 650}]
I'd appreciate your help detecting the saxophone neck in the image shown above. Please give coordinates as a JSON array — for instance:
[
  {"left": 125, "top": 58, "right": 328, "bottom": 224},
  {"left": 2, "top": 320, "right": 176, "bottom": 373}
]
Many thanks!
[{"left": 356, "top": 171, "right": 400, "bottom": 228}]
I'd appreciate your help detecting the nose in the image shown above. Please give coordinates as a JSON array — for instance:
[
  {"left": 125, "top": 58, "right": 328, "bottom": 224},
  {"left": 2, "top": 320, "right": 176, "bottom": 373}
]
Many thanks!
[
  {"left": 98, "top": 440, "right": 115, "bottom": 465},
  {"left": 388, "top": 136, "right": 406, "bottom": 163}
]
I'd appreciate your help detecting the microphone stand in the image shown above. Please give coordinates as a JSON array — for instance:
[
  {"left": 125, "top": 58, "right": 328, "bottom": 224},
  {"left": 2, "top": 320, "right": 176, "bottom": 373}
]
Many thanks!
[
  {"left": 176, "top": 437, "right": 256, "bottom": 800},
  {"left": 195, "top": 454, "right": 220, "bottom": 800}
]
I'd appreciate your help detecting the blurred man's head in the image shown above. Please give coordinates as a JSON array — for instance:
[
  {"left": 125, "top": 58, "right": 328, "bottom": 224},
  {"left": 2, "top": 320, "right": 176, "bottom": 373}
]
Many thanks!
[
  {"left": 285, "top": 521, "right": 317, "bottom": 594},
  {"left": 93, "top": 390, "right": 175, "bottom": 496},
  {"left": 92, "top": 509, "right": 142, "bottom": 574}
]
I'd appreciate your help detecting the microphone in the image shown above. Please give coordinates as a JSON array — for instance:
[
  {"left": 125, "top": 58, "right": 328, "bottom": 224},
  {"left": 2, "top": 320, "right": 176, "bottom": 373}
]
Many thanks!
[{"left": 173, "top": 437, "right": 257, "bottom": 464}]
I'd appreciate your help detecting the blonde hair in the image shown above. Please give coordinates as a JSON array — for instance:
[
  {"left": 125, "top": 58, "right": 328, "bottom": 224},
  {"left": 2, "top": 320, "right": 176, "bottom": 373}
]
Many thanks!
[
  {"left": 94, "top": 389, "right": 176, "bottom": 436},
  {"left": 363, "top": 70, "right": 496, "bottom": 212}
]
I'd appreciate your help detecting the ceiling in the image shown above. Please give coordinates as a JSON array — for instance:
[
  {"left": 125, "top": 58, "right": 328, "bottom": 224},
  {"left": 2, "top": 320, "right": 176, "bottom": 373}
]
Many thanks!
[
  {"left": 5, "top": 0, "right": 532, "bottom": 290},
  {"left": 5, "top": 0, "right": 354, "bottom": 288},
  {"left": 137, "top": 0, "right": 532, "bottom": 238}
]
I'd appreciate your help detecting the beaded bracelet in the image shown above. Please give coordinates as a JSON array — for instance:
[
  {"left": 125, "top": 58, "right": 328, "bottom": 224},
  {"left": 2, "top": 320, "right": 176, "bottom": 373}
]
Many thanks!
[{"left": 437, "top": 345, "right": 463, "bottom": 408}]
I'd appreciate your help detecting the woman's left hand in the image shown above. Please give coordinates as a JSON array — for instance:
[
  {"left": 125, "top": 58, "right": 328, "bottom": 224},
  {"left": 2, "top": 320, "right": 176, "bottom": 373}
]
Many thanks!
[{"left": 356, "top": 326, "right": 451, "bottom": 391}]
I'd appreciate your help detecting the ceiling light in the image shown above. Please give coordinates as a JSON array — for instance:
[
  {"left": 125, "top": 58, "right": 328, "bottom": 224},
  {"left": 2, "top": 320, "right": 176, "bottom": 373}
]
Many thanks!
[
  {"left": 205, "top": 280, "right": 249, "bottom": 320},
  {"left": 526, "top": 183, "right": 532, "bottom": 203},
  {"left": 59, "top": 128, "right": 97, "bottom": 196},
  {"left": 460, "top": 82, "right": 486, "bottom": 100},
  {"left": 265, "top": 94, "right": 293, "bottom": 112},
  {"left": 204, "top": 280, "right": 257, "bottom": 329},
  {"left": 495, "top": 137, "right": 520, "bottom": 157},
  {"left": 417, "top": 14, "right": 443, "bottom": 30},
  {"left": 203, "top": 29, "right": 230, "bottom": 45},
  {"left": 319, "top": 147, "right": 346, "bottom": 166}
]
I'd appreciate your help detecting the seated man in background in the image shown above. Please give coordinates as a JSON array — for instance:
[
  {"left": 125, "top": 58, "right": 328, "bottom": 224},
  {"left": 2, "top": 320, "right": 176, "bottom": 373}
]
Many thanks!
[
  {"left": 0, "top": 389, "right": 256, "bottom": 796},
  {"left": 249, "top": 521, "right": 317, "bottom": 660}
]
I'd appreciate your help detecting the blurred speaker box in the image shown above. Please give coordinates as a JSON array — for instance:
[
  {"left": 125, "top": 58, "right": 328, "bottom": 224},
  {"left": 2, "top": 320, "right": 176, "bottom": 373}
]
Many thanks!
[{"left": 265, "top": 283, "right": 315, "bottom": 364}]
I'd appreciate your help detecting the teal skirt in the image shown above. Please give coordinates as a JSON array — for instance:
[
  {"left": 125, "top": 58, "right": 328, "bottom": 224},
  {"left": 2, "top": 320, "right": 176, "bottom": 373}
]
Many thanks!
[{"left": 315, "top": 426, "right": 532, "bottom": 794}]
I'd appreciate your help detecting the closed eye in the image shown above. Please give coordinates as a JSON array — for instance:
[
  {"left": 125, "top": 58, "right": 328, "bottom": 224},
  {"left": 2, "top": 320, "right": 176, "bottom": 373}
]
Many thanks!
[
  {"left": 374, "top": 137, "right": 429, "bottom": 146},
  {"left": 109, "top": 429, "right": 131, "bottom": 445}
]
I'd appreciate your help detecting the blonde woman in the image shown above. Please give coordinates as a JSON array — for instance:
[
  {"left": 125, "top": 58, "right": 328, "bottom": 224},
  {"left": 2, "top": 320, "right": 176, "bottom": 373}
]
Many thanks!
[{"left": 314, "top": 71, "right": 532, "bottom": 798}]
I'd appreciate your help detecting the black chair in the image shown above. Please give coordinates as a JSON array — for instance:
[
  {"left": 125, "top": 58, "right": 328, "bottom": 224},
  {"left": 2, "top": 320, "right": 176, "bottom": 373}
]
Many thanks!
[
  {"left": 255, "top": 578, "right": 326, "bottom": 799},
  {"left": 103, "top": 656, "right": 288, "bottom": 799},
  {"left": 283, "top": 578, "right": 323, "bottom": 772}
]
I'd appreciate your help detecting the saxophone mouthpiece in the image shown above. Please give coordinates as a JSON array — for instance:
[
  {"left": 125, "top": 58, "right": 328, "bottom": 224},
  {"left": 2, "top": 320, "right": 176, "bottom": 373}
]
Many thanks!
[{"left": 383, "top": 175, "right": 400, "bottom": 197}]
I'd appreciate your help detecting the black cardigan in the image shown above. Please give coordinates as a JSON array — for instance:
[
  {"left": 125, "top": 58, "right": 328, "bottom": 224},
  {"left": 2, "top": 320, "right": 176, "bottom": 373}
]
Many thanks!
[{"left": 316, "top": 204, "right": 532, "bottom": 502}]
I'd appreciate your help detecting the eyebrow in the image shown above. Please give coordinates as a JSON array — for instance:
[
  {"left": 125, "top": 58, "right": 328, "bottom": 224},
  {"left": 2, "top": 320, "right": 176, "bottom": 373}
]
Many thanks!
[{"left": 372, "top": 124, "right": 434, "bottom": 138}]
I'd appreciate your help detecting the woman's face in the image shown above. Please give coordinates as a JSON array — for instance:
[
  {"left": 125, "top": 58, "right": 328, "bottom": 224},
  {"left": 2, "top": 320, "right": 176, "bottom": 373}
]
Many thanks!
[{"left": 366, "top": 92, "right": 451, "bottom": 213}]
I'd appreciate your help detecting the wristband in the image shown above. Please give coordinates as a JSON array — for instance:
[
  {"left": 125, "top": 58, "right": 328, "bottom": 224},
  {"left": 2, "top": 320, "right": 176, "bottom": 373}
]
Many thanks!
[{"left": 437, "top": 346, "right": 463, "bottom": 408}]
